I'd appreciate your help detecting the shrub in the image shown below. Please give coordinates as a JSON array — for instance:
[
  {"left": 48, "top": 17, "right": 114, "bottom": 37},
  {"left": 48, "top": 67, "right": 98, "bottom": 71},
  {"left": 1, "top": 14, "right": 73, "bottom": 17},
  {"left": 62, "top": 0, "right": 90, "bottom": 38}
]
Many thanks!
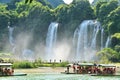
[
  {"left": 13, "top": 61, "right": 35, "bottom": 68},
  {"left": 55, "top": 62, "right": 69, "bottom": 67}
]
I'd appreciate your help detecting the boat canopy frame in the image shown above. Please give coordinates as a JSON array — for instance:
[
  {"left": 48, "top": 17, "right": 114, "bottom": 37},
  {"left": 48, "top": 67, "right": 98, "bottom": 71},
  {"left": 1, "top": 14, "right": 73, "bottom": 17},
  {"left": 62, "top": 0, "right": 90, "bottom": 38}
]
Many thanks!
[{"left": 0, "top": 63, "right": 12, "bottom": 67}]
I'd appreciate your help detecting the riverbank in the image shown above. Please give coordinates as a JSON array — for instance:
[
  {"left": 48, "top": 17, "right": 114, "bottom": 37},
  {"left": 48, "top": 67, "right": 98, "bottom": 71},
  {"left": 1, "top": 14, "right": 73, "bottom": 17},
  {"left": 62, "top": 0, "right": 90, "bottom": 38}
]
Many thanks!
[
  {"left": 15, "top": 67, "right": 66, "bottom": 74},
  {"left": 14, "top": 66, "right": 120, "bottom": 74}
]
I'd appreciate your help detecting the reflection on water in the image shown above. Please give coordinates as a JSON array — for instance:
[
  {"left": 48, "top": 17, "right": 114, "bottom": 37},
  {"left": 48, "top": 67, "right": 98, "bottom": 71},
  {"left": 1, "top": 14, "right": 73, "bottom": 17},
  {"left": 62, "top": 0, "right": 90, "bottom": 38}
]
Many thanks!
[{"left": 0, "top": 73, "right": 120, "bottom": 80}]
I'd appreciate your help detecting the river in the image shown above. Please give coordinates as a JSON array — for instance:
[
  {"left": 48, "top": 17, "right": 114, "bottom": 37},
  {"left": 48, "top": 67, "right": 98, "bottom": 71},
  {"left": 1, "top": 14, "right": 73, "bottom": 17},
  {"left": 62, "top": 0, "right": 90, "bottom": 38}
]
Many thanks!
[
  {"left": 0, "top": 73, "right": 120, "bottom": 80},
  {"left": 0, "top": 68, "right": 120, "bottom": 80}
]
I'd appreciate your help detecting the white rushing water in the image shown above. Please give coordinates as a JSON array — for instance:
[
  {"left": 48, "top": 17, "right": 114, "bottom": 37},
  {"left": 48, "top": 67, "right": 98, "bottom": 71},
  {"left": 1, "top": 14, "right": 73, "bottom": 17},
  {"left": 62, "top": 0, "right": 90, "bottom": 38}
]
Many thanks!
[
  {"left": 8, "top": 25, "right": 16, "bottom": 53},
  {"left": 101, "top": 28, "right": 104, "bottom": 50},
  {"left": 90, "top": 21, "right": 100, "bottom": 50},
  {"left": 105, "top": 36, "right": 111, "bottom": 48},
  {"left": 73, "top": 20, "right": 104, "bottom": 61},
  {"left": 46, "top": 22, "right": 59, "bottom": 60},
  {"left": 8, "top": 26, "right": 15, "bottom": 46}
]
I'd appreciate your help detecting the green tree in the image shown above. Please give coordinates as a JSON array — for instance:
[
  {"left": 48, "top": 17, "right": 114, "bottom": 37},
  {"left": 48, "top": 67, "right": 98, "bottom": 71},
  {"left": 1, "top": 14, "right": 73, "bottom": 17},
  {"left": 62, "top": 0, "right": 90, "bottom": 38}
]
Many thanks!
[
  {"left": 96, "top": 0, "right": 118, "bottom": 23},
  {"left": 111, "top": 33, "right": 120, "bottom": 48},
  {"left": 0, "top": 4, "right": 10, "bottom": 28},
  {"left": 97, "top": 48, "right": 119, "bottom": 62},
  {"left": 55, "top": 4, "right": 72, "bottom": 23},
  {"left": 106, "top": 7, "right": 120, "bottom": 34},
  {"left": 72, "top": 0, "right": 95, "bottom": 21},
  {"left": 7, "top": 0, "right": 21, "bottom": 10},
  {"left": 115, "top": 45, "right": 120, "bottom": 53}
]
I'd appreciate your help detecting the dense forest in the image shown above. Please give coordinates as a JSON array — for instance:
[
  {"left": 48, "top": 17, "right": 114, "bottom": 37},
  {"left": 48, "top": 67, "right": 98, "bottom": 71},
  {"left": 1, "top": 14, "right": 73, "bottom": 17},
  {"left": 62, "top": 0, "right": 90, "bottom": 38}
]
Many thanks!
[{"left": 0, "top": 0, "right": 120, "bottom": 63}]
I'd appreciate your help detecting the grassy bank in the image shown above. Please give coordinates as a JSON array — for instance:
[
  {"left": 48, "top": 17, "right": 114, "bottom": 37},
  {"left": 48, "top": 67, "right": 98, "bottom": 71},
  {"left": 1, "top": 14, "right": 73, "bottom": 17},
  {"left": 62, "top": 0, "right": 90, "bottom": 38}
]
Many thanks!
[{"left": 13, "top": 60, "right": 69, "bottom": 69}]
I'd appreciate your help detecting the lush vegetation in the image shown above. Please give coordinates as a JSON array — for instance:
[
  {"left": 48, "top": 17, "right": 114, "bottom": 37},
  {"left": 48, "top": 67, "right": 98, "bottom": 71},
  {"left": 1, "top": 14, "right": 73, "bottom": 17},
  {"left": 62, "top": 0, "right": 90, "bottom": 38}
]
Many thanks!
[
  {"left": 13, "top": 61, "right": 35, "bottom": 68},
  {"left": 0, "top": 0, "right": 120, "bottom": 63}
]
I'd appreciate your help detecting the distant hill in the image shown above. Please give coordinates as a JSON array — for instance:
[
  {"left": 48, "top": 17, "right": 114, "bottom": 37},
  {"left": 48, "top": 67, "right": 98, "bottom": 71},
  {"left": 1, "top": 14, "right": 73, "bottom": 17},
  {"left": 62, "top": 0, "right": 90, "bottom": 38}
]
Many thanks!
[
  {"left": 46, "top": 0, "right": 64, "bottom": 7},
  {"left": 0, "top": 0, "right": 11, "bottom": 3},
  {"left": 0, "top": 0, "right": 64, "bottom": 7},
  {"left": 92, "top": 0, "right": 120, "bottom": 5}
]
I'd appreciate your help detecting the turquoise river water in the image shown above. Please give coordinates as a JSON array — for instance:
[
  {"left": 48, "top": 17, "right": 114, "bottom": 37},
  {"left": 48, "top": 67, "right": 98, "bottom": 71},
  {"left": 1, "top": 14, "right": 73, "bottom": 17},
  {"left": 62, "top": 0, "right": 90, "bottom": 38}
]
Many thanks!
[{"left": 0, "top": 73, "right": 120, "bottom": 80}]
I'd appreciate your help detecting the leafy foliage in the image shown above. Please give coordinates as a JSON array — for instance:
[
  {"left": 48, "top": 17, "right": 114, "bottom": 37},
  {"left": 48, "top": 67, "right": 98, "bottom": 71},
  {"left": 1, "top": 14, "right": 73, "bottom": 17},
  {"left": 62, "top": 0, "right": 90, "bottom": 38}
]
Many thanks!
[
  {"left": 95, "top": 1, "right": 118, "bottom": 23},
  {"left": 111, "top": 33, "right": 120, "bottom": 47},
  {"left": 97, "top": 48, "right": 119, "bottom": 63},
  {"left": 72, "top": 0, "right": 95, "bottom": 21},
  {"left": 106, "top": 6, "right": 120, "bottom": 34}
]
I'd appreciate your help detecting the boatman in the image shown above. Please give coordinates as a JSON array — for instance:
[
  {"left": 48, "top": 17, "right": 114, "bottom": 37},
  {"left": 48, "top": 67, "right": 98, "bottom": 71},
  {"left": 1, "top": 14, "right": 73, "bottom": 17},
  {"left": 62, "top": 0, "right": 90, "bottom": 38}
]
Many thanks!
[{"left": 66, "top": 65, "right": 70, "bottom": 73}]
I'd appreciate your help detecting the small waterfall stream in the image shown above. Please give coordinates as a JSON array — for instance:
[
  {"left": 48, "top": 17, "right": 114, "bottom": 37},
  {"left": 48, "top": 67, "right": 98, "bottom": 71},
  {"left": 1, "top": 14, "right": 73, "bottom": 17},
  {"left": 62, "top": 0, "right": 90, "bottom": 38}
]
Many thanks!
[
  {"left": 105, "top": 36, "right": 111, "bottom": 48},
  {"left": 8, "top": 26, "right": 15, "bottom": 46},
  {"left": 90, "top": 21, "right": 100, "bottom": 49},
  {"left": 101, "top": 28, "right": 104, "bottom": 50},
  {"left": 8, "top": 25, "right": 16, "bottom": 53}
]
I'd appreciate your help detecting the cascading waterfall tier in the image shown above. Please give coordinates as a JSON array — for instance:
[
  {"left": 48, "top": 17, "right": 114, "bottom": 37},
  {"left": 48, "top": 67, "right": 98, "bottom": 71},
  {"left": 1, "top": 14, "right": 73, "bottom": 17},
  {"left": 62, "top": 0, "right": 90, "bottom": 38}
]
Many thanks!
[
  {"left": 8, "top": 26, "right": 16, "bottom": 53},
  {"left": 73, "top": 20, "right": 105, "bottom": 61},
  {"left": 8, "top": 26, "right": 15, "bottom": 46},
  {"left": 105, "top": 36, "right": 111, "bottom": 48},
  {"left": 46, "top": 22, "right": 59, "bottom": 60}
]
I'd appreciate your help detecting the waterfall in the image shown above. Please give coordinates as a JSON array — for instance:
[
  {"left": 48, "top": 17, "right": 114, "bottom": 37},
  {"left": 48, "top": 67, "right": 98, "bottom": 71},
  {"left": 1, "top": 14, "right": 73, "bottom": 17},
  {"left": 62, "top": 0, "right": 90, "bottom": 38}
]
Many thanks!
[
  {"left": 8, "top": 26, "right": 15, "bottom": 46},
  {"left": 75, "top": 20, "right": 89, "bottom": 61},
  {"left": 105, "top": 36, "right": 111, "bottom": 48},
  {"left": 90, "top": 21, "right": 100, "bottom": 49},
  {"left": 8, "top": 26, "right": 16, "bottom": 53},
  {"left": 73, "top": 20, "right": 103, "bottom": 61},
  {"left": 46, "top": 22, "right": 58, "bottom": 60},
  {"left": 101, "top": 28, "right": 104, "bottom": 50}
]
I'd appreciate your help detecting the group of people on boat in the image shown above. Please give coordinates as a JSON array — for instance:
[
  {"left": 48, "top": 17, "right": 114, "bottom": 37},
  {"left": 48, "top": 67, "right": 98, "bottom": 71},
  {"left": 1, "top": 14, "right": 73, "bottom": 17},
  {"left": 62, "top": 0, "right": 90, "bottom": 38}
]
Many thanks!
[
  {"left": 102, "top": 67, "right": 116, "bottom": 74},
  {"left": 71, "top": 63, "right": 96, "bottom": 74},
  {"left": 65, "top": 63, "right": 116, "bottom": 75},
  {"left": 0, "top": 67, "right": 14, "bottom": 76}
]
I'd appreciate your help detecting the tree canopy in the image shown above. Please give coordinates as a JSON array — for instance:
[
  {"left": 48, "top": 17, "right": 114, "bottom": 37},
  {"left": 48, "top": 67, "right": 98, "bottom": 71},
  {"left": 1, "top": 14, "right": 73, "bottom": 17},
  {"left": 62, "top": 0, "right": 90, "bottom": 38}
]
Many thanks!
[{"left": 0, "top": 0, "right": 120, "bottom": 62}]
